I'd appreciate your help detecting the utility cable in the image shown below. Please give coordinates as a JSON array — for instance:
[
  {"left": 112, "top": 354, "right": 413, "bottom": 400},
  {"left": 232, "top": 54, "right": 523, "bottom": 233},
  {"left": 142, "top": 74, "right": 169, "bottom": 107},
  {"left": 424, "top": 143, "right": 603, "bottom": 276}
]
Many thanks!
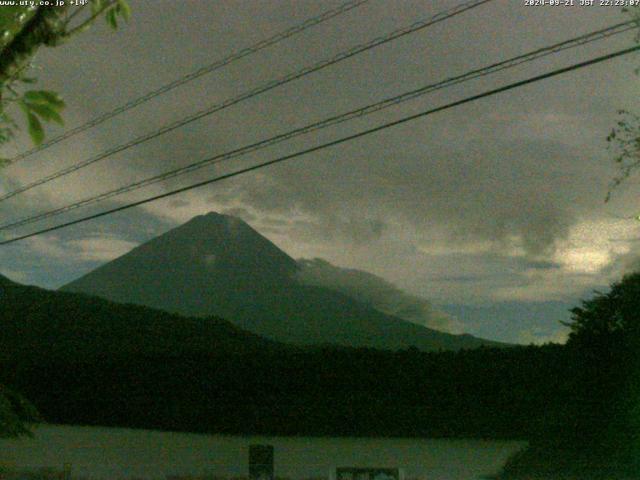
[
  {"left": 5, "top": 0, "right": 372, "bottom": 164},
  {"left": 2, "top": 43, "right": 638, "bottom": 245},
  {"left": 0, "top": 0, "right": 493, "bottom": 200},
  {"left": 0, "top": 20, "right": 635, "bottom": 232}
]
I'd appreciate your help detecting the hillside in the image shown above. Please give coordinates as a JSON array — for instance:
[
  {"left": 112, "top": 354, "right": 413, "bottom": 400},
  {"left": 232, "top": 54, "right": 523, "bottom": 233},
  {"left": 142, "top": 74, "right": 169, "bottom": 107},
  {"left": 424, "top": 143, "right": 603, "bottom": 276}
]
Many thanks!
[
  {"left": 0, "top": 280, "right": 284, "bottom": 365},
  {"left": 61, "top": 212, "right": 503, "bottom": 351},
  {"left": 296, "top": 258, "right": 456, "bottom": 332},
  {"left": 0, "top": 273, "right": 18, "bottom": 286},
  {"left": 0, "top": 273, "right": 574, "bottom": 440}
]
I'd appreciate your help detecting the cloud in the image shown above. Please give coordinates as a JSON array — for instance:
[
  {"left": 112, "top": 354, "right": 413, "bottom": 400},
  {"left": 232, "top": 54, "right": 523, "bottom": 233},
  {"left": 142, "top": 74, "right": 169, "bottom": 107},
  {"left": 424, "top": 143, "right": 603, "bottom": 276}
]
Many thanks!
[
  {"left": 0, "top": 269, "right": 29, "bottom": 284},
  {"left": 290, "top": 215, "right": 387, "bottom": 245},
  {"left": 24, "top": 234, "right": 137, "bottom": 263},
  {"left": 25, "top": 235, "right": 70, "bottom": 259},
  {"left": 208, "top": 136, "right": 600, "bottom": 263},
  {"left": 221, "top": 206, "right": 256, "bottom": 222},
  {"left": 517, "top": 327, "right": 569, "bottom": 346},
  {"left": 296, "top": 257, "right": 463, "bottom": 333},
  {"left": 167, "top": 199, "right": 190, "bottom": 209},
  {"left": 69, "top": 236, "right": 139, "bottom": 262}
]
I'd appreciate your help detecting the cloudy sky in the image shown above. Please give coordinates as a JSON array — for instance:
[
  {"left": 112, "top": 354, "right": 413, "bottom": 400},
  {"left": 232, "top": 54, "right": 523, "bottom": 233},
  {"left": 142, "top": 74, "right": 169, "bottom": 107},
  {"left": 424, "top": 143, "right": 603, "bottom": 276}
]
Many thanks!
[{"left": 1, "top": 0, "right": 640, "bottom": 344}]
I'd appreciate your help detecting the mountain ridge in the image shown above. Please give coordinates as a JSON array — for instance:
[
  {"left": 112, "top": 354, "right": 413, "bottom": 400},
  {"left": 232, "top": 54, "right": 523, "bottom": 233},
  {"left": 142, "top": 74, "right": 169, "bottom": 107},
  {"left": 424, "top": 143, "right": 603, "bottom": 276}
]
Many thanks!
[
  {"left": 0, "top": 278, "right": 285, "bottom": 364},
  {"left": 0, "top": 273, "right": 18, "bottom": 286},
  {"left": 0, "top": 275, "right": 561, "bottom": 439},
  {"left": 62, "top": 212, "right": 505, "bottom": 351},
  {"left": 296, "top": 257, "right": 458, "bottom": 333}
]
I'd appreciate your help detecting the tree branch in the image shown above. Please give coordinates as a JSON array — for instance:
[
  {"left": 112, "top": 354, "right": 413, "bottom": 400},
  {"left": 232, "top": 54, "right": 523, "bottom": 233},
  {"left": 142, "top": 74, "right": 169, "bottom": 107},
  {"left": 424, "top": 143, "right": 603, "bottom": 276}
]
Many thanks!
[{"left": 64, "top": 0, "right": 117, "bottom": 37}]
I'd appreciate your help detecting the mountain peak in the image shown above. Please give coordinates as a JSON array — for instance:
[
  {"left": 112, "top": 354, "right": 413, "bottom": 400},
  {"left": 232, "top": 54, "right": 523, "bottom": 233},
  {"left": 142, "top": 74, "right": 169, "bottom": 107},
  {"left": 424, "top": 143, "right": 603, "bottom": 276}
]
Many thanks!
[
  {"left": 191, "top": 211, "right": 230, "bottom": 222},
  {"left": 174, "top": 211, "right": 260, "bottom": 240},
  {"left": 61, "top": 213, "right": 298, "bottom": 316},
  {"left": 154, "top": 212, "right": 297, "bottom": 272},
  {"left": 61, "top": 213, "right": 503, "bottom": 351}
]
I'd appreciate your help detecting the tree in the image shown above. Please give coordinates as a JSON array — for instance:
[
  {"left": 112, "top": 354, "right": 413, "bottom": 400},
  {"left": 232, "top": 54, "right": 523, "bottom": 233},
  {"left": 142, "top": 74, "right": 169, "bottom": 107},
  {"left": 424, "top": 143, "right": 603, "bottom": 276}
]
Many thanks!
[
  {"left": 566, "top": 271, "right": 640, "bottom": 347},
  {"left": 497, "top": 273, "right": 640, "bottom": 478},
  {"left": 0, "top": 0, "right": 130, "bottom": 438},
  {"left": 606, "top": 6, "right": 640, "bottom": 203},
  {"left": 0, "top": 385, "right": 40, "bottom": 438},
  {"left": 563, "top": 272, "right": 640, "bottom": 469},
  {"left": 0, "top": 0, "right": 130, "bottom": 159}
]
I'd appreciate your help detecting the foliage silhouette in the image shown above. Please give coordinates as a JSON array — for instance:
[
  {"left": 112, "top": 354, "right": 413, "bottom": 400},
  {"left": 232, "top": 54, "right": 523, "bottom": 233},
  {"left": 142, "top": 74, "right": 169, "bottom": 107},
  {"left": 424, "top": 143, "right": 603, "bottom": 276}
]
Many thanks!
[{"left": 498, "top": 272, "right": 640, "bottom": 478}]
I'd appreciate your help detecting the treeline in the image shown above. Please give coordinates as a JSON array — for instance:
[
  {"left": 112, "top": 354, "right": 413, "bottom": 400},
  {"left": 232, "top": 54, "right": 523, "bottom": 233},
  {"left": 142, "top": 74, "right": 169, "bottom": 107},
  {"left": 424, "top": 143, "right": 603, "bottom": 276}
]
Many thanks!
[
  {"left": 497, "top": 273, "right": 640, "bottom": 478},
  {"left": 1, "top": 276, "right": 636, "bottom": 458},
  {"left": 3, "top": 343, "right": 584, "bottom": 439}
]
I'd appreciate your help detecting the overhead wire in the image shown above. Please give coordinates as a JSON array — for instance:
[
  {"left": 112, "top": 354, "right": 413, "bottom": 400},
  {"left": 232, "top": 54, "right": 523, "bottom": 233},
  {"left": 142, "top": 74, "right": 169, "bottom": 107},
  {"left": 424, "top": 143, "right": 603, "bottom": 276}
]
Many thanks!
[
  {"left": 0, "top": 0, "right": 493, "bottom": 201},
  {"left": 5, "top": 0, "right": 372, "bottom": 164},
  {"left": 2, "top": 43, "right": 639, "bottom": 245},
  {"left": 0, "top": 20, "right": 635, "bottom": 233}
]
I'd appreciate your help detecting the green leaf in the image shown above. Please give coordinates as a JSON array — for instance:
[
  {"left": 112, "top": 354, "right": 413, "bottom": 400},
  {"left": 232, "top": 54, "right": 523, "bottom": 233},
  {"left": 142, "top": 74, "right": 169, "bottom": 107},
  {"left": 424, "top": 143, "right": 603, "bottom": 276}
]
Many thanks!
[
  {"left": 91, "top": 0, "right": 107, "bottom": 15},
  {"left": 28, "top": 104, "right": 64, "bottom": 126},
  {"left": 23, "top": 90, "right": 49, "bottom": 105},
  {"left": 23, "top": 90, "right": 65, "bottom": 109},
  {"left": 26, "top": 111, "right": 44, "bottom": 146},
  {"left": 38, "top": 91, "right": 65, "bottom": 109},
  {"left": 116, "top": 0, "right": 131, "bottom": 22},
  {"left": 19, "top": 77, "right": 37, "bottom": 84},
  {"left": 106, "top": 8, "right": 118, "bottom": 30}
]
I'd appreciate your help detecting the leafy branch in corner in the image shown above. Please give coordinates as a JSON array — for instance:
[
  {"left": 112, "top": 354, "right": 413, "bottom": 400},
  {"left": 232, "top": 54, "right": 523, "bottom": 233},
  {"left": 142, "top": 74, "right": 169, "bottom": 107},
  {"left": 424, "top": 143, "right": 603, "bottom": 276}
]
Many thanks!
[
  {"left": 0, "top": 0, "right": 129, "bottom": 439},
  {"left": 0, "top": 0, "right": 130, "bottom": 162}
]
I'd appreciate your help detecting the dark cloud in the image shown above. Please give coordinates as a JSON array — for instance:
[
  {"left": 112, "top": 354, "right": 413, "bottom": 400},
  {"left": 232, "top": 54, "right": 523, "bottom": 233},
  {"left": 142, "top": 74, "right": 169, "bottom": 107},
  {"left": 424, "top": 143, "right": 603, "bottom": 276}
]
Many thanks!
[
  {"left": 0, "top": 0, "right": 637, "bottom": 342},
  {"left": 213, "top": 137, "right": 593, "bottom": 258},
  {"left": 261, "top": 216, "right": 289, "bottom": 227},
  {"left": 221, "top": 207, "right": 256, "bottom": 222},
  {"left": 167, "top": 199, "right": 190, "bottom": 209},
  {"left": 599, "top": 247, "right": 640, "bottom": 277},
  {"left": 289, "top": 214, "right": 387, "bottom": 245},
  {"left": 523, "top": 260, "right": 562, "bottom": 270},
  {"left": 432, "top": 275, "right": 488, "bottom": 283}
]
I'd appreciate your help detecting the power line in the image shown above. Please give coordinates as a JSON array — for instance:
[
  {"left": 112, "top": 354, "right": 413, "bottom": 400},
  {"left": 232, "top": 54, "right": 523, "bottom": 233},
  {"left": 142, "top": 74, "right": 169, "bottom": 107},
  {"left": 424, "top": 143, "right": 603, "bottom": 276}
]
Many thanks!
[
  {"left": 5, "top": 0, "right": 372, "bottom": 164},
  {"left": 2, "top": 43, "right": 638, "bottom": 246},
  {"left": 0, "top": 0, "right": 493, "bottom": 201},
  {"left": 0, "top": 21, "right": 635, "bottom": 232}
]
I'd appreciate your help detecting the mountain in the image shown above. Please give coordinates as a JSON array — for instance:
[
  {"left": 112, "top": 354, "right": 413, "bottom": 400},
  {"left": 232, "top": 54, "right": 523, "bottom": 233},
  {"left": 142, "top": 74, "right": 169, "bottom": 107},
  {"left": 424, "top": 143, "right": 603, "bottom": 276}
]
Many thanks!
[
  {"left": 0, "top": 276, "right": 564, "bottom": 438},
  {"left": 296, "top": 258, "right": 457, "bottom": 333},
  {"left": 0, "top": 278, "right": 283, "bottom": 365},
  {"left": 62, "top": 212, "right": 503, "bottom": 351}
]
